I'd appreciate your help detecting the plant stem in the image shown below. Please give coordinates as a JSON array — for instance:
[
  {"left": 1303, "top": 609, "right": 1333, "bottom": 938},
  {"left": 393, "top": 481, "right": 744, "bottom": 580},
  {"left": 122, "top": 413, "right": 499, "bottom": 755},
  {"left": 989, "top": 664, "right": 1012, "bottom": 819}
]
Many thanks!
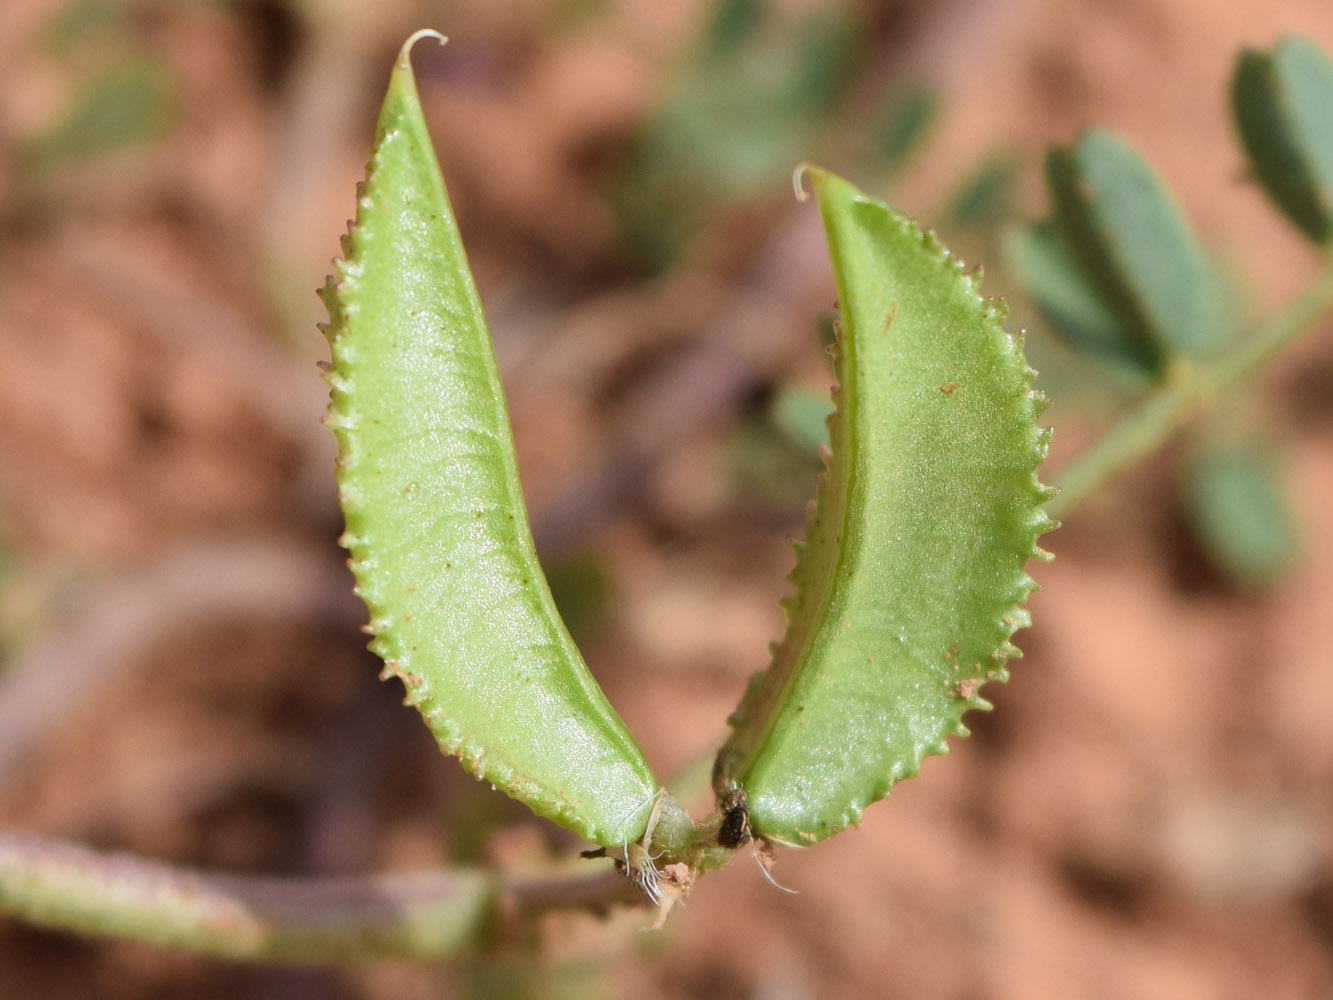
[
  {"left": 0, "top": 832, "right": 639, "bottom": 962},
  {"left": 1047, "top": 263, "right": 1333, "bottom": 520}
]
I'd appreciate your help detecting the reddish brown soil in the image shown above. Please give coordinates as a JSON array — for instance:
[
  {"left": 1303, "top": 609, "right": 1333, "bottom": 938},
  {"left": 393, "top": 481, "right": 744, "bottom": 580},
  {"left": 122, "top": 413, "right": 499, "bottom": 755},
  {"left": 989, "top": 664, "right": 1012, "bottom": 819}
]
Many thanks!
[{"left": 2, "top": 1, "right": 1332, "bottom": 997}]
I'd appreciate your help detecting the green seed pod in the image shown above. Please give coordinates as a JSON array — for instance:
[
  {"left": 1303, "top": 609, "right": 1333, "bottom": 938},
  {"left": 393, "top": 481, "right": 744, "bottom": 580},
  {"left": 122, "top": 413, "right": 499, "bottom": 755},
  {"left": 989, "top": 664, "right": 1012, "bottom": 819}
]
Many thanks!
[
  {"left": 715, "top": 168, "right": 1055, "bottom": 846},
  {"left": 320, "top": 31, "right": 656, "bottom": 848}
]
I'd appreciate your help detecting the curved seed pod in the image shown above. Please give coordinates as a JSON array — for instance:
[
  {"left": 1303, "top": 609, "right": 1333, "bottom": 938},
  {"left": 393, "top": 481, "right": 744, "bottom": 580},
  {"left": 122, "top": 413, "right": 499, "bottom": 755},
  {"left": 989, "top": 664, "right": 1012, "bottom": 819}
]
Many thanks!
[
  {"left": 715, "top": 168, "right": 1055, "bottom": 847},
  {"left": 1046, "top": 129, "right": 1223, "bottom": 362},
  {"left": 319, "top": 31, "right": 656, "bottom": 847},
  {"left": 1232, "top": 36, "right": 1333, "bottom": 245}
]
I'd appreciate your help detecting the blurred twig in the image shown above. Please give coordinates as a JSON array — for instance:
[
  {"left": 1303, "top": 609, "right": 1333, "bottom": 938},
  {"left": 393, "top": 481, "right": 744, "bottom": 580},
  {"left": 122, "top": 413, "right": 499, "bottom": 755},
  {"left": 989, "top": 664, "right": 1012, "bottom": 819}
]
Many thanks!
[
  {"left": 54, "top": 231, "right": 334, "bottom": 478},
  {"left": 0, "top": 538, "right": 359, "bottom": 787},
  {"left": 0, "top": 830, "right": 642, "bottom": 961}
]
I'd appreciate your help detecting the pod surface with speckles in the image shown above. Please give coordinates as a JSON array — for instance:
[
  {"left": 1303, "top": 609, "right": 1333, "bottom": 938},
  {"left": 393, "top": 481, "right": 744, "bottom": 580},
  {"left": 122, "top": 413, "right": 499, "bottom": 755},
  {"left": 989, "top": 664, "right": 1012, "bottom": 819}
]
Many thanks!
[
  {"left": 715, "top": 168, "right": 1055, "bottom": 847},
  {"left": 319, "top": 32, "right": 656, "bottom": 848}
]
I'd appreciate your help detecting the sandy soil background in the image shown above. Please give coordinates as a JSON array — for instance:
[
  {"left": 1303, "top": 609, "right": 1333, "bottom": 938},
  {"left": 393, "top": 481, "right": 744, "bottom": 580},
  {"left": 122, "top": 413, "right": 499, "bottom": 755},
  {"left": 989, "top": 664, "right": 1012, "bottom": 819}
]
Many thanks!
[{"left": 2, "top": 0, "right": 1332, "bottom": 996}]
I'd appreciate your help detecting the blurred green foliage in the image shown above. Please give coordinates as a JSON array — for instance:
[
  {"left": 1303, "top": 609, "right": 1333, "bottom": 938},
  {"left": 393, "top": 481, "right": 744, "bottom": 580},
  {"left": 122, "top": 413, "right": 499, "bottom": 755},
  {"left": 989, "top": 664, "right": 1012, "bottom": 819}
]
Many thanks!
[
  {"left": 728, "top": 410, "right": 823, "bottom": 509},
  {"left": 1008, "top": 221, "right": 1150, "bottom": 375},
  {"left": 944, "top": 152, "right": 1018, "bottom": 231},
  {"left": 18, "top": 59, "right": 178, "bottom": 172},
  {"left": 770, "top": 384, "right": 832, "bottom": 454},
  {"left": 1184, "top": 438, "right": 1300, "bottom": 587},
  {"left": 544, "top": 551, "right": 614, "bottom": 642},
  {"left": 17, "top": 0, "right": 181, "bottom": 181},
  {"left": 1233, "top": 35, "right": 1333, "bottom": 245},
  {"left": 1003, "top": 37, "right": 1333, "bottom": 589},
  {"left": 611, "top": 0, "right": 867, "bottom": 269},
  {"left": 873, "top": 83, "right": 939, "bottom": 177},
  {"left": 1043, "top": 130, "right": 1225, "bottom": 367}
]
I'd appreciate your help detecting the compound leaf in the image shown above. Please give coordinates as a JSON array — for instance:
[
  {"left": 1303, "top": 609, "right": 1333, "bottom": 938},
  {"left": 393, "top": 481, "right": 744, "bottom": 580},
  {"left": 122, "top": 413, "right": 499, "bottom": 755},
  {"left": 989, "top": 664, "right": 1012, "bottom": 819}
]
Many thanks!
[
  {"left": 320, "top": 31, "right": 656, "bottom": 848},
  {"left": 715, "top": 168, "right": 1054, "bottom": 846}
]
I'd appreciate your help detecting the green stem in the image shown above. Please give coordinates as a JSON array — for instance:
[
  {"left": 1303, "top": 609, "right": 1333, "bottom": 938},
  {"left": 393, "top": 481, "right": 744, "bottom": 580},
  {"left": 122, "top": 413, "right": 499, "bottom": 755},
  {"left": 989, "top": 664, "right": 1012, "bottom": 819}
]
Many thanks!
[
  {"left": 0, "top": 769, "right": 732, "bottom": 961},
  {"left": 0, "top": 832, "right": 639, "bottom": 962},
  {"left": 1047, "top": 264, "right": 1333, "bottom": 520}
]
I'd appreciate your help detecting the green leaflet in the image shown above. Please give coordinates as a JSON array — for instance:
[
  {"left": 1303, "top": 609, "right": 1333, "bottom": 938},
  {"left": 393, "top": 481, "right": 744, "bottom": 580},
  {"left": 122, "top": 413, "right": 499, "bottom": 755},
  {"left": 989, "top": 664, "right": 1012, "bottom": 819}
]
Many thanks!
[
  {"left": 715, "top": 168, "right": 1054, "bottom": 847},
  {"left": 1046, "top": 130, "right": 1223, "bottom": 363},
  {"left": 1007, "top": 221, "right": 1152, "bottom": 374},
  {"left": 319, "top": 32, "right": 656, "bottom": 848},
  {"left": 945, "top": 153, "right": 1016, "bottom": 230},
  {"left": 1233, "top": 36, "right": 1333, "bottom": 245},
  {"left": 1184, "top": 437, "right": 1300, "bottom": 588},
  {"left": 874, "top": 83, "right": 939, "bottom": 175}
]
